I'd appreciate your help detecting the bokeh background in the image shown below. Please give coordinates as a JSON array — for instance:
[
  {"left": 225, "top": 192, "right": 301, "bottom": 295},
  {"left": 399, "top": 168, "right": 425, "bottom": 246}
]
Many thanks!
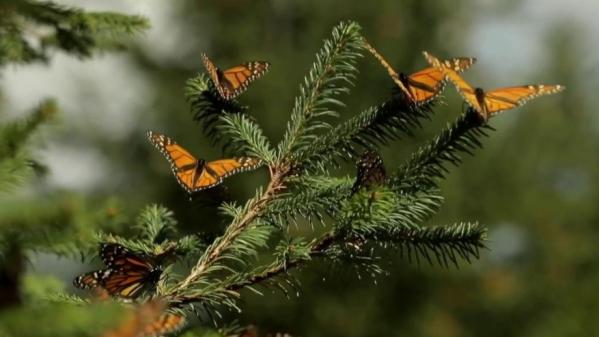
[{"left": 2, "top": 0, "right": 598, "bottom": 336}]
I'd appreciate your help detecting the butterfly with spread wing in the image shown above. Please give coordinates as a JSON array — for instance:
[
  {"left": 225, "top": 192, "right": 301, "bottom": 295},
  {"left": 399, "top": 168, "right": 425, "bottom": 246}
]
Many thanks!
[
  {"left": 350, "top": 151, "right": 387, "bottom": 196},
  {"left": 363, "top": 39, "right": 476, "bottom": 105},
  {"left": 202, "top": 53, "right": 270, "bottom": 100},
  {"left": 147, "top": 131, "right": 263, "bottom": 194},
  {"left": 423, "top": 51, "right": 565, "bottom": 119},
  {"left": 74, "top": 243, "right": 169, "bottom": 299}
]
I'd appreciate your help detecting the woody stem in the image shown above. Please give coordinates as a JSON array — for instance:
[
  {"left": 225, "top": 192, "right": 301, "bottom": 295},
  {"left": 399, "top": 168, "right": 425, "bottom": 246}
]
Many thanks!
[{"left": 169, "top": 166, "right": 286, "bottom": 294}]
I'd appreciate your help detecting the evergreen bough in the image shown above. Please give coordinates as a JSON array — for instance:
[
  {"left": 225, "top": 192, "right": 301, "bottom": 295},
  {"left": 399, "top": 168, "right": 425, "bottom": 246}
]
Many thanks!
[
  {"left": 0, "top": 7, "right": 499, "bottom": 336},
  {"left": 160, "top": 20, "right": 489, "bottom": 332}
]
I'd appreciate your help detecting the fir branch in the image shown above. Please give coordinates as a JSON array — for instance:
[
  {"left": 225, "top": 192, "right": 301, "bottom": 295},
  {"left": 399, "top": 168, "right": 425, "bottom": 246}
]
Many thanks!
[
  {"left": 0, "top": 99, "right": 56, "bottom": 159},
  {"left": 32, "top": 20, "right": 507, "bottom": 328},
  {"left": 223, "top": 232, "right": 342, "bottom": 293},
  {"left": 13, "top": 1, "right": 77, "bottom": 26},
  {"left": 0, "top": 151, "right": 36, "bottom": 194},
  {"left": 390, "top": 109, "right": 492, "bottom": 193},
  {"left": 175, "top": 234, "right": 208, "bottom": 259},
  {"left": 68, "top": 12, "right": 149, "bottom": 37},
  {"left": 218, "top": 113, "right": 275, "bottom": 164},
  {"left": 133, "top": 204, "right": 178, "bottom": 245},
  {"left": 277, "top": 20, "right": 363, "bottom": 161},
  {"left": 0, "top": 196, "right": 124, "bottom": 259},
  {"left": 167, "top": 171, "right": 287, "bottom": 297},
  {"left": 0, "top": 28, "right": 45, "bottom": 64},
  {"left": 336, "top": 186, "right": 443, "bottom": 235},
  {"left": 185, "top": 73, "right": 246, "bottom": 147},
  {"left": 225, "top": 260, "right": 299, "bottom": 294},
  {"left": 0, "top": 0, "right": 149, "bottom": 63},
  {"left": 0, "top": 99, "right": 56, "bottom": 192},
  {"left": 373, "top": 222, "right": 487, "bottom": 268},
  {"left": 263, "top": 176, "right": 352, "bottom": 226},
  {"left": 174, "top": 234, "right": 332, "bottom": 305},
  {"left": 43, "top": 293, "right": 90, "bottom": 305},
  {"left": 295, "top": 94, "right": 434, "bottom": 172},
  {"left": 219, "top": 221, "right": 486, "bottom": 294},
  {"left": 264, "top": 175, "right": 442, "bottom": 234}
]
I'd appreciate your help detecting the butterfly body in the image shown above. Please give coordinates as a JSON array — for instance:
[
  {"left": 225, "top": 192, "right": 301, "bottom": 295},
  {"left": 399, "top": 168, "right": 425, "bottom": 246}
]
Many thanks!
[
  {"left": 473, "top": 87, "right": 487, "bottom": 115},
  {"left": 202, "top": 54, "right": 270, "bottom": 100},
  {"left": 147, "top": 131, "right": 262, "bottom": 194}
]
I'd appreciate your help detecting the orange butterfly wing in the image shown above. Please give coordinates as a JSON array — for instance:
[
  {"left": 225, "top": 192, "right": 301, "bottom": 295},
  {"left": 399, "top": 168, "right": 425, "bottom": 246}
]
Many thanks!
[
  {"left": 193, "top": 169, "right": 220, "bottom": 190},
  {"left": 101, "top": 268, "right": 159, "bottom": 299},
  {"left": 74, "top": 270, "right": 107, "bottom": 289},
  {"left": 202, "top": 53, "right": 220, "bottom": 87},
  {"left": 75, "top": 268, "right": 155, "bottom": 300},
  {"left": 76, "top": 243, "right": 164, "bottom": 300},
  {"left": 102, "top": 272, "right": 144, "bottom": 298},
  {"left": 423, "top": 52, "right": 564, "bottom": 118},
  {"left": 141, "top": 313, "right": 186, "bottom": 337},
  {"left": 362, "top": 39, "right": 412, "bottom": 99},
  {"left": 405, "top": 68, "right": 446, "bottom": 103},
  {"left": 148, "top": 131, "right": 263, "bottom": 193},
  {"left": 193, "top": 157, "right": 262, "bottom": 190},
  {"left": 424, "top": 52, "right": 482, "bottom": 112},
  {"left": 443, "top": 70, "right": 483, "bottom": 113},
  {"left": 202, "top": 53, "right": 270, "bottom": 100},
  {"left": 101, "top": 243, "right": 155, "bottom": 271},
  {"left": 102, "top": 301, "right": 185, "bottom": 337},
  {"left": 484, "top": 84, "right": 565, "bottom": 116},
  {"left": 423, "top": 51, "right": 478, "bottom": 107},
  {"left": 408, "top": 55, "right": 476, "bottom": 104},
  {"left": 147, "top": 131, "right": 200, "bottom": 193},
  {"left": 365, "top": 42, "right": 475, "bottom": 105}
]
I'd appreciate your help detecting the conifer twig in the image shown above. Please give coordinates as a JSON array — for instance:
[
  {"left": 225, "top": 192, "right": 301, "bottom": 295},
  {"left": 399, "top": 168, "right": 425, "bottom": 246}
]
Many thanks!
[
  {"left": 169, "top": 168, "right": 288, "bottom": 295},
  {"left": 277, "top": 21, "right": 363, "bottom": 161},
  {"left": 172, "top": 231, "right": 336, "bottom": 305},
  {"left": 391, "top": 108, "right": 491, "bottom": 192},
  {"left": 225, "top": 233, "right": 335, "bottom": 292}
]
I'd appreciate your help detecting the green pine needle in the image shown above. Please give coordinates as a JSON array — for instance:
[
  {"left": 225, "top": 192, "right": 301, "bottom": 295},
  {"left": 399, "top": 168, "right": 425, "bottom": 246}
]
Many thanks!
[{"left": 277, "top": 20, "right": 364, "bottom": 161}]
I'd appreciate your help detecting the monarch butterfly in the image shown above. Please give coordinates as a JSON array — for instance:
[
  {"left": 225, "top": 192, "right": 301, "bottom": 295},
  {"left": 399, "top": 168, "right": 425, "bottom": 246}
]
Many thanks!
[
  {"left": 202, "top": 53, "right": 270, "bottom": 100},
  {"left": 350, "top": 151, "right": 387, "bottom": 196},
  {"left": 74, "top": 243, "right": 167, "bottom": 299},
  {"left": 363, "top": 39, "right": 476, "bottom": 105},
  {"left": 102, "top": 300, "right": 186, "bottom": 337},
  {"left": 139, "top": 313, "right": 186, "bottom": 337},
  {"left": 147, "top": 131, "right": 263, "bottom": 194},
  {"left": 423, "top": 51, "right": 565, "bottom": 119},
  {"left": 73, "top": 269, "right": 110, "bottom": 290}
]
